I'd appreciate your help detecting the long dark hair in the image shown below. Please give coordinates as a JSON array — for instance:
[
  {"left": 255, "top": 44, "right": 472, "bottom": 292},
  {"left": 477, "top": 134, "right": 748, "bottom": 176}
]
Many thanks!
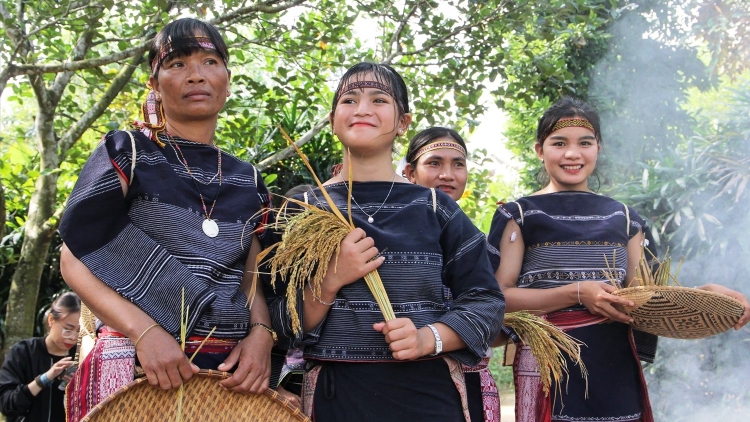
[
  {"left": 405, "top": 127, "right": 467, "bottom": 166},
  {"left": 331, "top": 62, "right": 410, "bottom": 120},
  {"left": 149, "top": 18, "right": 229, "bottom": 77}
]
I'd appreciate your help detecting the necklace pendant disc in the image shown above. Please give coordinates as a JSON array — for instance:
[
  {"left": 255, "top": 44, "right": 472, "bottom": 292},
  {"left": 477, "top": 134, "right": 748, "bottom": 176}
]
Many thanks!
[
  {"left": 202, "top": 218, "right": 219, "bottom": 238},
  {"left": 367, "top": 216, "right": 374, "bottom": 223}
]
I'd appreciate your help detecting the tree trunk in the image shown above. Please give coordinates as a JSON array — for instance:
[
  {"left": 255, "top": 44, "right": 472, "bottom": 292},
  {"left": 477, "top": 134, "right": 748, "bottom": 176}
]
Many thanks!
[
  {"left": 0, "top": 177, "right": 5, "bottom": 240},
  {"left": 1, "top": 110, "right": 59, "bottom": 356}
]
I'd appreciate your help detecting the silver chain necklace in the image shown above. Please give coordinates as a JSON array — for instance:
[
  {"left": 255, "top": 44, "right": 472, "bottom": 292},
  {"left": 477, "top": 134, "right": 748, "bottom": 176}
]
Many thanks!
[
  {"left": 164, "top": 134, "right": 223, "bottom": 237},
  {"left": 340, "top": 173, "right": 396, "bottom": 223}
]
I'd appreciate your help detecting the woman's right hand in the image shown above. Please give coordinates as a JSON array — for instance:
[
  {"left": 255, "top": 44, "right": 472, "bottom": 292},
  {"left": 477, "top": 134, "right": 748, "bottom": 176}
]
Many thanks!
[
  {"left": 276, "top": 385, "right": 301, "bottom": 409},
  {"left": 45, "top": 357, "right": 75, "bottom": 380},
  {"left": 135, "top": 325, "right": 199, "bottom": 390},
  {"left": 321, "top": 228, "right": 383, "bottom": 294},
  {"left": 578, "top": 281, "right": 635, "bottom": 324}
]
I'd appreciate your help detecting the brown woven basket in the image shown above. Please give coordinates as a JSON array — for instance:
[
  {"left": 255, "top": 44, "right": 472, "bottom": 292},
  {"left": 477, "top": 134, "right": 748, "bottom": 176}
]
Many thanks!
[
  {"left": 80, "top": 370, "right": 310, "bottom": 421},
  {"left": 612, "top": 285, "right": 744, "bottom": 339}
]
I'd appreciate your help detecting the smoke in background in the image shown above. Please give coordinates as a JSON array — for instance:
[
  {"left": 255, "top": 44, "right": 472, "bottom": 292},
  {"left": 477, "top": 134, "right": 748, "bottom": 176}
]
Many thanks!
[{"left": 588, "top": 7, "right": 750, "bottom": 422}]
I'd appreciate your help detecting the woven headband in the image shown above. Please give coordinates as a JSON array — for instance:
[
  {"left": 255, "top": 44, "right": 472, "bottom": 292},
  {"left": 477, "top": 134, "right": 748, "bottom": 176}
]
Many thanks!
[
  {"left": 151, "top": 36, "right": 225, "bottom": 75},
  {"left": 413, "top": 141, "right": 467, "bottom": 162},
  {"left": 336, "top": 80, "right": 394, "bottom": 102},
  {"left": 551, "top": 117, "right": 595, "bottom": 134}
]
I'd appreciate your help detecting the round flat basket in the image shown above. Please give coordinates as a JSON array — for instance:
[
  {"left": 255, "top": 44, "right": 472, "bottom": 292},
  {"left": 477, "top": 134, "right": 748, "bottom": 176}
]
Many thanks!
[
  {"left": 612, "top": 285, "right": 744, "bottom": 339},
  {"left": 80, "top": 370, "right": 309, "bottom": 422}
]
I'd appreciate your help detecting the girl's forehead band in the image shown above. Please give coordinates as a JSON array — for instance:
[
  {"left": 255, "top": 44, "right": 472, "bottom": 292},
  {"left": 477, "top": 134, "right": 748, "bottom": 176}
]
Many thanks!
[
  {"left": 336, "top": 80, "right": 394, "bottom": 102},
  {"left": 413, "top": 141, "right": 467, "bottom": 162},
  {"left": 551, "top": 118, "right": 595, "bottom": 134}
]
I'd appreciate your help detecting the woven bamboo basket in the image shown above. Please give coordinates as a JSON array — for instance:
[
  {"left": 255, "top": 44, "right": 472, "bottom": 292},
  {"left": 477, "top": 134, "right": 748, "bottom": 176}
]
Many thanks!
[
  {"left": 612, "top": 285, "right": 744, "bottom": 339},
  {"left": 80, "top": 370, "right": 310, "bottom": 421}
]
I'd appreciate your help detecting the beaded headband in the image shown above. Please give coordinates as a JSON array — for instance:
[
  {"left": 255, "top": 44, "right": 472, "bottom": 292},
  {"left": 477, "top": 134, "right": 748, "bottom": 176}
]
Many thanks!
[
  {"left": 413, "top": 141, "right": 467, "bottom": 162},
  {"left": 151, "top": 36, "right": 225, "bottom": 75},
  {"left": 551, "top": 117, "right": 595, "bottom": 134},
  {"left": 335, "top": 80, "right": 395, "bottom": 103}
]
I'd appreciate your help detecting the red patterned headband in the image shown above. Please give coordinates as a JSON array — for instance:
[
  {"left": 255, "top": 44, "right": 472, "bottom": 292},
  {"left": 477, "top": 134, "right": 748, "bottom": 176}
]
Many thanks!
[
  {"left": 552, "top": 117, "right": 595, "bottom": 134},
  {"left": 151, "top": 36, "right": 225, "bottom": 75},
  {"left": 413, "top": 141, "right": 467, "bottom": 162},
  {"left": 336, "top": 80, "right": 394, "bottom": 102}
]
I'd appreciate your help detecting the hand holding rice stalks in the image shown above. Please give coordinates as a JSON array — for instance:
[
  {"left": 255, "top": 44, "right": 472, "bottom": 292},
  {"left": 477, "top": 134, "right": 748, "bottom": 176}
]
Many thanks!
[
  {"left": 605, "top": 247, "right": 684, "bottom": 315},
  {"left": 503, "top": 311, "right": 587, "bottom": 398},
  {"left": 257, "top": 127, "right": 395, "bottom": 335}
]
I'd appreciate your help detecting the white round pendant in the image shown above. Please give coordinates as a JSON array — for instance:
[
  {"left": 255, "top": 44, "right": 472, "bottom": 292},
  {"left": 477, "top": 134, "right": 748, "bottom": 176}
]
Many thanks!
[
  {"left": 367, "top": 216, "right": 374, "bottom": 223},
  {"left": 202, "top": 218, "right": 219, "bottom": 238}
]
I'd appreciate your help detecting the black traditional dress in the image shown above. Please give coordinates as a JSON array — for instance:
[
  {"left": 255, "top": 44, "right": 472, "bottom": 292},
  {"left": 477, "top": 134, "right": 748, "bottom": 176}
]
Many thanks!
[
  {"left": 267, "top": 182, "right": 505, "bottom": 422},
  {"left": 61, "top": 130, "right": 271, "bottom": 339},
  {"left": 487, "top": 191, "right": 654, "bottom": 422}
]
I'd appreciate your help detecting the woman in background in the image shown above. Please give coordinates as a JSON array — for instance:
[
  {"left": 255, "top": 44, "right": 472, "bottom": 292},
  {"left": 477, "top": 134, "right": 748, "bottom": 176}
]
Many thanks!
[
  {"left": 0, "top": 292, "right": 80, "bottom": 422},
  {"left": 403, "top": 126, "right": 501, "bottom": 422}
]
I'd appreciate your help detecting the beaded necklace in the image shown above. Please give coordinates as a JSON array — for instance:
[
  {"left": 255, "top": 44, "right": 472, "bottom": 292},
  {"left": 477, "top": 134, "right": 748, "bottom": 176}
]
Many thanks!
[{"left": 165, "top": 134, "right": 223, "bottom": 237}]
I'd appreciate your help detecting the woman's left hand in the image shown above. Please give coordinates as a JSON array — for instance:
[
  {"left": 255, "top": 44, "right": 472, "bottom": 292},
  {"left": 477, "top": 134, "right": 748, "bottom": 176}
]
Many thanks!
[
  {"left": 697, "top": 284, "right": 750, "bottom": 329},
  {"left": 373, "top": 318, "right": 433, "bottom": 361},
  {"left": 218, "top": 328, "right": 274, "bottom": 393}
]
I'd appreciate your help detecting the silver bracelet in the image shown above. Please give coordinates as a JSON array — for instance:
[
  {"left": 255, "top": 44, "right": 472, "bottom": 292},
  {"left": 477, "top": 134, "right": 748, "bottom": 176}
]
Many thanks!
[
  {"left": 308, "top": 282, "right": 335, "bottom": 306},
  {"left": 577, "top": 282, "right": 582, "bottom": 305},
  {"left": 426, "top": 324, "right": 442, "bottom": 356}
]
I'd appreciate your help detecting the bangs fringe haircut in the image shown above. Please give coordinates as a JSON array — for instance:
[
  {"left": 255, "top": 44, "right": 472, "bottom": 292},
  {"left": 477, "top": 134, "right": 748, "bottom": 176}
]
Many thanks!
[
  {"left": 331, "top": 62, "right": 410, "bottom": 118},
  {"left": 149, "top": 18, "right": 229, "bottom": 77},
  {"left": 405, "top": 127, "right": 466, "bottom": 165}
]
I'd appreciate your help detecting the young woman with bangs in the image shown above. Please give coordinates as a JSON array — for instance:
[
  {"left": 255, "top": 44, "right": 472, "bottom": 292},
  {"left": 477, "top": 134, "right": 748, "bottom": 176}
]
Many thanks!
[
  {"left": 267, "top": 63, "right": 505, "bottom": 421},
  {"left": 0, "top": 292, "right": 80, "bottom": 422},
  {"left": 487, "top": 96, "right": 750, "bottom": 422}
]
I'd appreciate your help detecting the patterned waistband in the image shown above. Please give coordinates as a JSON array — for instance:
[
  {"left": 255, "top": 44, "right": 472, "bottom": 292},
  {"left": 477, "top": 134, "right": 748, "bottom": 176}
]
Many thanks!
[
  {"left": 546, "top": 309, "right": 608, "bottom": 330},
  {"left": 184, "top": 336, "right": 238, "bottom": 355},
  {"left": 99, "top": 326, "right": 127, "bottom": 338},
  {"left": 97, "top": 327, "right": 238, "bottom": 355}
]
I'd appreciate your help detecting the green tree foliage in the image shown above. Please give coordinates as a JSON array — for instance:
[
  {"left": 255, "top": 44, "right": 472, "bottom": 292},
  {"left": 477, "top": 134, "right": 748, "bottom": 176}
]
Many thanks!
[
  {"left": 0, "top": 0, "right": 307, "bottom": 357},
  {"left": 501, "top": 0, "right": 616, "bottom": 192},
  {"left": 0, "top": 0, "right": 624, "bottom": 355},
  {"left": 693, "top": 0, "right": 750, "bottom": 78}
]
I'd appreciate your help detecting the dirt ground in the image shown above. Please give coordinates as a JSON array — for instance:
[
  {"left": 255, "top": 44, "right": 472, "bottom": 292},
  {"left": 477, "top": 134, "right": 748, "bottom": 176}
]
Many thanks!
[{"left": 500, "top": 389, "right": 515, "bottom": 421}]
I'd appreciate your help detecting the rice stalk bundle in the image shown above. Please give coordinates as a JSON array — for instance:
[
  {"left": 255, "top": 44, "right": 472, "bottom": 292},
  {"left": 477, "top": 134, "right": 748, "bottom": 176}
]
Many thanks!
[
  {"left": 174, "top": 289, "right": 217, "bottom": 422},
  {"left": 604, "top": 247, "right": 681, "bottom": 290},
  {"left": 259, "top": 126, "right": 396, "bottom": 334},
  {"left": 503, "top": 311, "right": 587, "bottom": 399}
]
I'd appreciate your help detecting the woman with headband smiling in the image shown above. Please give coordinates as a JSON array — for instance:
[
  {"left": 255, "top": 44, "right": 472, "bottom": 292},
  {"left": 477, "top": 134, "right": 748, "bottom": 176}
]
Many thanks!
[
  {"left": 487, "top": 97, "right": 750, "bottom": 422},
  {"left": 403, "top": 127, "right": 468, "bottom": 202},
  {"left": 268, "top": 63, "right": 504, "bottom": 421}
]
